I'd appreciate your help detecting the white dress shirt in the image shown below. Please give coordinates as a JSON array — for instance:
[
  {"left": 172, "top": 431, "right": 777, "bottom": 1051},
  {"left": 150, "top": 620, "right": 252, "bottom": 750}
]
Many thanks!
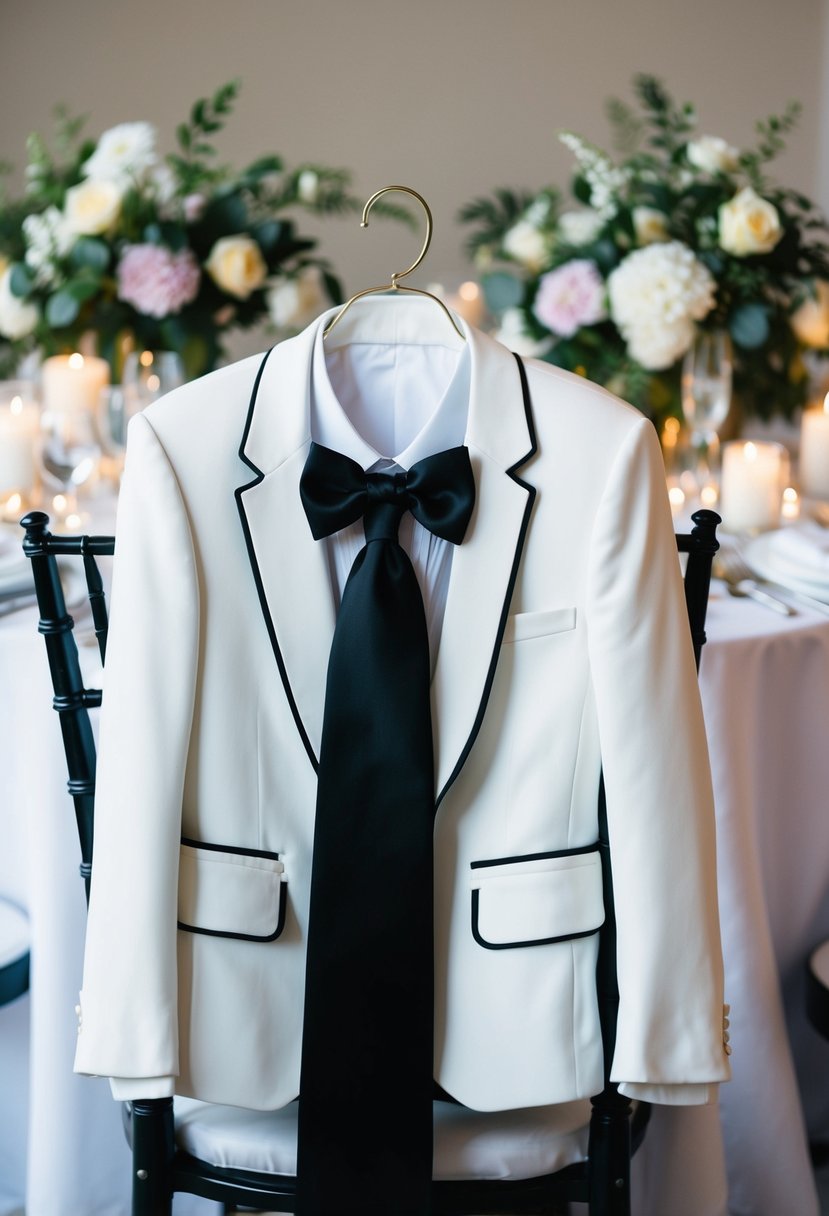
[{"left": 310, "top": 318, "right": 470, "bottom": 666}]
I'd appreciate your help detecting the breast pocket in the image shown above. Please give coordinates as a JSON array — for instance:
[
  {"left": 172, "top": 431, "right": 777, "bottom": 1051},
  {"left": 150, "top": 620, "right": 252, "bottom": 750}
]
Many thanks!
[{"left": 502, "top": 606, "right": 577, "bottom": 645}]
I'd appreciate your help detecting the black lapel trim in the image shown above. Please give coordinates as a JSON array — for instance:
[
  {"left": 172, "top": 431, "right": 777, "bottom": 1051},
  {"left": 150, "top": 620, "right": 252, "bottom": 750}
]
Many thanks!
[
  {"left": 435, "top": 352, "right": 537, "bottom": 809},
  {"left": 235, "top": 347, "right": 319, "bottom": 774},
  {"left": 470, "top": 842, "right": 599, "bottom": 870}
]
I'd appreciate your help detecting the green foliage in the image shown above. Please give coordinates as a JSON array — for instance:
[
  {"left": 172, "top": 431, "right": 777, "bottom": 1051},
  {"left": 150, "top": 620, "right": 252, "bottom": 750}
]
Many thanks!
[
  {"left": 0, "top": 80, "right": 385, "bottom": 376},
  {"left": 459, "top": 73, "right": 829, "bottom": 424}
]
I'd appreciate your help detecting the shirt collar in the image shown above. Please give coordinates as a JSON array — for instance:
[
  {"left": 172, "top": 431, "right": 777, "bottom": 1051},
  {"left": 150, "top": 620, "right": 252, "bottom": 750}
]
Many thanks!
[{"left": 310, "top": 316, "right": 470, "bottom": 471}]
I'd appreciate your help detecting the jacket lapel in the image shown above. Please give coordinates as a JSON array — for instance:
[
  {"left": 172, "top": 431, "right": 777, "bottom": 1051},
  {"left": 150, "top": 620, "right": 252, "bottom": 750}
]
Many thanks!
[
  {"left": 235, "top": 312, "right": 537, "bottom": 796},
  {"left": 236, "top": 328, "right": 335, "bottom": 771},
  {"left": 432, "top": 332, "right": 536, "bottom": 804}
]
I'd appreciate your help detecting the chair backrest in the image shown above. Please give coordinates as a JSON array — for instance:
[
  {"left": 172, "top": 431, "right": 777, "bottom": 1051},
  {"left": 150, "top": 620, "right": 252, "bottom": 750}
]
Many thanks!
[
  {"left": 20, "top": 511, "right": 115, "bottom": 903},
  {"left": 22, "top": 503, "right": 720, "bottom": 1216}
]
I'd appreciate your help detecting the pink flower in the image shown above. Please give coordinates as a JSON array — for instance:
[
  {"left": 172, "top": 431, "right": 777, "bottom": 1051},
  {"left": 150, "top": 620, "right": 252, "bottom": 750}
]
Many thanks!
[
  {"left": 532, "top": 259, "right": 606, "bottom": 338},
  {"left": 183, "top": 193, "right": 207, "bottom": 223},
  {"left": 116, "top": 244, "right": 201, "bottom": 318}
]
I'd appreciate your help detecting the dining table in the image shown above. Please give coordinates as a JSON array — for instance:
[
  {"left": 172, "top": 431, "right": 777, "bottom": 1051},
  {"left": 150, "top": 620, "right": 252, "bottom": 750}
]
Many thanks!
[{"left": 2, "top": 489, "right": 829, "bottom": 1216}]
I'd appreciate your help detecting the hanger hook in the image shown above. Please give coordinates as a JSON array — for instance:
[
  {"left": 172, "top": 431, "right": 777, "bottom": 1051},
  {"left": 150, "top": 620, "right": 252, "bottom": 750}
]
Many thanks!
[{"left": 360, "top": 185, "right": 433, "bottom": 288}]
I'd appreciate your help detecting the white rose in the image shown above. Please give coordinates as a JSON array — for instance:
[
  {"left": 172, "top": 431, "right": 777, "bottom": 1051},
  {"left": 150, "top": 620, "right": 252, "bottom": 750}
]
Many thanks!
[
  {"left": 297, "top": 170, "right": 319, "bottom": 204},
  {"left": 83, "top": 121, "right": 157, "bottom": 183},
  {"left": 64, "top": 179, "right": 122, "bottom": 236},
  {"left": 491, "top": 307, "right": 553, "bottom": 358},
  {"left": 0, "top": 267, "right": 39, "bottom": 339},
  {"left": 267, "top": 265, "right": 329, "bottom": 330},
  {"left": 557, "top": 209, "right": 603, "bottom": 247},
  {"left": 502, "top": 220, "right": 548, "bottom": 271},
  {"left": 632, "top": 206, "right": 669, "bottom": 245},
  {"left": 205, "top": 235, "right": 267, "bottom": 299},
  {"left": 687, "top": 135, "right": 739, "bottom": 175},
  {"left": 791, "top": 281, "right": 829, "bottom": 348},
  {"left": 719, "top": 187, "right": 783, "bottom": 257}
]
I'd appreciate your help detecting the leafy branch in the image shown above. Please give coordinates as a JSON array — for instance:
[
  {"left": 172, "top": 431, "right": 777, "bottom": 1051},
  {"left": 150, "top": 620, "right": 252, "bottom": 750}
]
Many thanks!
[
  {"left": 634, "top": 74, "right": 697, "bottom": 156},
  {"left": 168, "top": 79, "right": 241, "bottom": 193},
  {"left": 740, "top": 101, "right": 802, "bottom": 191},
  {"left": 458, "top": 188, "right": 537, "bottom": 258}
]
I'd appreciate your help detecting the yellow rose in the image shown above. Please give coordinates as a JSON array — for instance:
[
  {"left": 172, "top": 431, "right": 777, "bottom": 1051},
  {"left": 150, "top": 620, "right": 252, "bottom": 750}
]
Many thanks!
[
  {"left": 632, "top": 206, "right": 669, "bottom": 245},
  {"left": 205, "top": 235, "right": 267, "bottom": 299},
  {"left": 64, "top": 179, "right": 122, "bottom": 236},
  {"left": 791, "top": 281, "right": 829, "bottom": 348},
  {"left": 718, "top": 187, "right": 783, "bottom": 257}
]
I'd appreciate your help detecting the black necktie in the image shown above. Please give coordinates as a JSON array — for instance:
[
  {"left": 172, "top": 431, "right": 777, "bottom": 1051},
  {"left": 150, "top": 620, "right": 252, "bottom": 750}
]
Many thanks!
[{"left": 296, "top": 441, "right": 475, "bottom": 1216}]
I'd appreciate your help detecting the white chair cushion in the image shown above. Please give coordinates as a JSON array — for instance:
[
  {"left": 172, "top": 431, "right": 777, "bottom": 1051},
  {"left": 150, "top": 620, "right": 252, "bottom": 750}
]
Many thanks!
[
  {"left": 174, "top": 1096, "right": 590, "bottom": 1181},
  {"left": 0, "top": 898, "right": 29, "bottom": 969}
]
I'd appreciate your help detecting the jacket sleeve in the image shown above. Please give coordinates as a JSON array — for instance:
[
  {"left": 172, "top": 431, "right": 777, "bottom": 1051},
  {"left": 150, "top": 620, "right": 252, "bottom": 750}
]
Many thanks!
[
  {"left": 74, "top": 411, "right": 200, "bottom": 1097},
  {"left": 585, "top": 414, "right": 730, "bottom": 1101}
]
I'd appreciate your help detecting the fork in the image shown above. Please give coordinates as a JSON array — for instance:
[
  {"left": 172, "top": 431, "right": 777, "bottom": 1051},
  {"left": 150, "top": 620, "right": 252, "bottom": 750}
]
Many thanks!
[{"left": 714, "top": 548, "right": 796, "bottom": 616}]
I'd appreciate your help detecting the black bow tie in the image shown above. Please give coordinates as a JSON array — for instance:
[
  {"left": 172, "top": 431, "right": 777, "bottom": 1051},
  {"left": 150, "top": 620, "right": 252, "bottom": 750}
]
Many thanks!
[{"left": 299, "top": 441, "right": 476, "bottom": 545}]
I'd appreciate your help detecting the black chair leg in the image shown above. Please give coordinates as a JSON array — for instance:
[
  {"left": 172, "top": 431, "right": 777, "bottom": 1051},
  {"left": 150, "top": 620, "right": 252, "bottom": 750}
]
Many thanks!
[
  {"left": 587, "top": 1095, "right": 631, "bottom": 1216},
  {"left": 131, "top": 1097, "right": 175, "bottom": 1216}
]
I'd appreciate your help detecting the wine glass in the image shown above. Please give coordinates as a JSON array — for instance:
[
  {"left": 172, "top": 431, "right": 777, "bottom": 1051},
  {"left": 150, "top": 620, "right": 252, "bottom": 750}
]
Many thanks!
[
  {"left": 122, "top": 350, "right": 185, "bottom": 419},
  {"left": 39, "top": 405, "right": 102, "bottom": 525},
  {"left": 681, "top": 330, "right": 733, "bottom": 497}
]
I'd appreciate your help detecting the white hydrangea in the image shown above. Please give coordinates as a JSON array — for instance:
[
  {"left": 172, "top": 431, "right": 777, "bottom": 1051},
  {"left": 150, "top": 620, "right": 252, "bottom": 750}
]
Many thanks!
[
  {"left": 608, "top": 240, "right": 716, "bottom": 369},
  {"left": 83, "top": 122, "right": 158, "bottom": 184},
  {"left": 22, "top": 206, "right": 75, "bottom": 286},
  {"left": 559, "top": 132, "right": 629, "bottom": 222},
  {"left": 492, "top": 307, "right": 553, "bottom": 358},
  {"left": 558, "top": 209, "right": 603, "bottom": 246},
  {"left": 0, "top": 266, "right": 39, "bottom": 339}
]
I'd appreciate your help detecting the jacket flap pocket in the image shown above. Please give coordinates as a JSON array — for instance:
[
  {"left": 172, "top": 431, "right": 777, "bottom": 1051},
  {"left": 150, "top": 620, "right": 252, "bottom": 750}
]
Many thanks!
[
  {"left": 471, "top": 849, "right": 603, "bottom": 949},
  {"left": 178, "top": 842, "right": 287, "bottom": 942},
  {"left": 503, "top": 606, "right": 576, "bottom": 644}
]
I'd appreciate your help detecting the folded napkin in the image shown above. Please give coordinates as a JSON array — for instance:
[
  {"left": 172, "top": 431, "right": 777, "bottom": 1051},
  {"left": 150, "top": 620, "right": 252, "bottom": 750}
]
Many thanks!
[{"left": 769, "top": 521, "right": 829, "bottom": 578}]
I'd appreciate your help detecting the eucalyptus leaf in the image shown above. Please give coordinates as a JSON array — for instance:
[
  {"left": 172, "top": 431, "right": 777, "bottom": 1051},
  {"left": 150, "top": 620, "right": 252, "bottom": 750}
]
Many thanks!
[
  {"left": 9, "top": 263, "right": 33, "bottom": 299},
  {"left": 46, "top": 289, "right": 81, "bottom": 328},
  {"left": 70, "top": 237, "right": 110, "bottom": 272},
  {"left": 482, "top": 271, "right": 524, "bottom": 313},
  {"left": 730, "top": 303, "right": 770, "bottom": 349},
  {"left": 65, "top": 276, "right": 101, "bottom": 303}
]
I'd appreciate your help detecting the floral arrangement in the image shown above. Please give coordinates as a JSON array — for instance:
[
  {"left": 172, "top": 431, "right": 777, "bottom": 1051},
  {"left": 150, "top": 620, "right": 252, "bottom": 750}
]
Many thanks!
[
  {"left": 0, "top": 81, "right": 371, "bottom": 378},
  {"left": 460, "top": 75, "right": 829, "bottom": 422}
]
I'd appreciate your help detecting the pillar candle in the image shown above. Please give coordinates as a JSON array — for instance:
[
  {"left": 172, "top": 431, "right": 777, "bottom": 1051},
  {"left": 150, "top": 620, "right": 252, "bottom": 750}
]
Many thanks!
[
  {"left": 800, "top": 394, "right": 829, "bottom": 500},
  {"left": 720, "top": 440, "right": 788, "bottom": 532},
  {"left": 0, "top": 388, "right": 39, "bottom": 496},
  {"left": 42, "top": 353, "right": 110, "bottom": 414}
]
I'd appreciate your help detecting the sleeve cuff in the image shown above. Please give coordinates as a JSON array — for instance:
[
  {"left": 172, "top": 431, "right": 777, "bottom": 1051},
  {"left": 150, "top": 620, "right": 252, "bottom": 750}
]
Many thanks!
[
  {"left": 617, "top": 1081, "right": 712, "bottom": 1106},
  {"left": 109, "top": 1076, "right": 176, "bottom": 1101}
]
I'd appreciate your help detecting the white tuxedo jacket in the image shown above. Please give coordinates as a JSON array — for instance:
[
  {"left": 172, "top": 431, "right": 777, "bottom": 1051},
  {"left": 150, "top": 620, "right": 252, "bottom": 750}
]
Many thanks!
[{"left": 75, "top": 296, "right": 730, "bottom": 1111}]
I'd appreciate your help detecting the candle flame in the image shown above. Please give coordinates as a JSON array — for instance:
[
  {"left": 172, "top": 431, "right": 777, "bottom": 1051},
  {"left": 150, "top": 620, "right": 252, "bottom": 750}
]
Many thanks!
[
  {"left": 147, "top": 374, "right": 160, "bottom": 393},
  {"left": 700, "top": 485, "right": 719, "bottom": 507},
  {"left": 53, "top": 494, "right": 68, "bottom": 512},
  {"left": 783, "top": 486, "right": 799, "bottom": 504},
  {"left": 140, "top": 350, "right": 154, "bottom": 368},
  {"left": 65, "top": 513, "right": 82, "bottom": 529},
  {"left": 10, "top": 395, "right": 22, "bottom": 416},
  {"left": 5, "top": 492, "right": 21, "bottom": 513},
  {"left": 668, "top": 485, "right": 685, "bottom": 509},
  {"left": 824, "top": 391, "right": 829, "bottom": 415},
  {"left": 744, "top": 441, "right": 758, "bottom": 462},
  {"left": 459, "top": 281, "right": 480, "bottom": 301},
  {"left": 68, "top": 353, "right": 85, "bottom": 370}
]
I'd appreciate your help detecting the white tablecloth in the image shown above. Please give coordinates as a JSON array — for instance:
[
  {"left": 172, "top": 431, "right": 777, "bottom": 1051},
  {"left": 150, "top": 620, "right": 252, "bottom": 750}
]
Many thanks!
[{"left": 3, "top": 549, "right": 829, "bottom": 1215}]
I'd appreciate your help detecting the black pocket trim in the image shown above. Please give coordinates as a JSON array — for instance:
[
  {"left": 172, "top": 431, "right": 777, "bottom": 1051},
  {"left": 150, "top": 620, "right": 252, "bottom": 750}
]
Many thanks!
[
  {"left": 470, "top": 888, "right": 602, "bottom": 951},
  {"left": 470, "top": 842, "right": 599, "bottom": 870},
  {"left": 177, "top": 837, "right": 288, "bottom": 943}
]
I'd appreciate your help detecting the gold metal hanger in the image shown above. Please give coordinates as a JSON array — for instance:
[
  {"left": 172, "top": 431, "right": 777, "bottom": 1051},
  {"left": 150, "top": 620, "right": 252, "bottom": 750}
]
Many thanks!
[{"left": 323, "top": 185, "right": 466, "bottom": 341}]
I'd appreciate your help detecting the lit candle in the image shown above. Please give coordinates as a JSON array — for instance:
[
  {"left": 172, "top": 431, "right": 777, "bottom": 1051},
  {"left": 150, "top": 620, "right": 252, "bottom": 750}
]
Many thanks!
[
  {"left": 42, "top": 353, "right": 110, "bottom": 414},
  {"left": 799, "top": 393, "right": 829, "bottom": 500},
  {"left": 445, "top": 281, "right": 485, "bottom": 328},
  {"left": 720, "top": 440, "right": 788, "bottom": 532},
  {"left": 0, "top": 387, "right": 39, "bottom": 497},
  {"left": 781, "top": 486, "right": 800, "bottom": 521}
]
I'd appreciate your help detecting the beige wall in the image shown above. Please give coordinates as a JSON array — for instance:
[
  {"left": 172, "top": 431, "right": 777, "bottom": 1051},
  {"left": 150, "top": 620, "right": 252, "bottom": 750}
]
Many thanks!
[{"left": 1, "top": 0, "right": 825, "bottom": 359}]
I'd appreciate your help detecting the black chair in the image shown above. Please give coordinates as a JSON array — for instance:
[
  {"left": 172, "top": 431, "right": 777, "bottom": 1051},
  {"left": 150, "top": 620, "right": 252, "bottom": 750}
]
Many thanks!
[{"left": 21, "top": 505, "right": 720, "bottom": 1216}]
